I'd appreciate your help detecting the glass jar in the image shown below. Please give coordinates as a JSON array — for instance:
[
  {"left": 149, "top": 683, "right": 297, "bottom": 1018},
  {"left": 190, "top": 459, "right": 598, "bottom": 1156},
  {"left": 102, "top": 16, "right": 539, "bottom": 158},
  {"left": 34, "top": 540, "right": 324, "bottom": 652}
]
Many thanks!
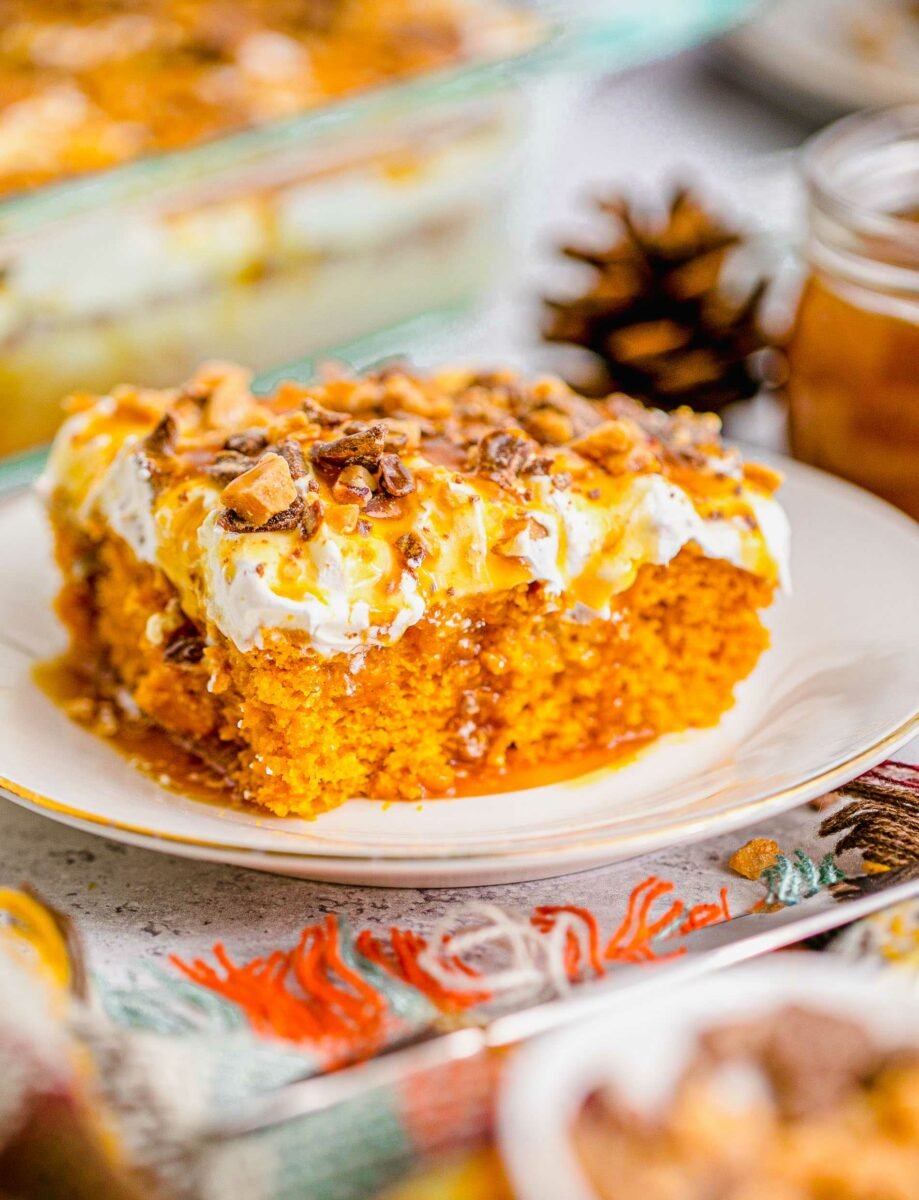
[{"left": 787, "top": 106, "right": 919, "bottom": 519}]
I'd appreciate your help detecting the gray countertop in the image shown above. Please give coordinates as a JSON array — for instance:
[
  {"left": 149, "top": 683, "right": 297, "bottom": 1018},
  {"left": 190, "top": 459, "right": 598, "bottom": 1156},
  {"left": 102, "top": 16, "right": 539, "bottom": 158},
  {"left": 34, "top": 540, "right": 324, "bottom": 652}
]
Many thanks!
[{"left": 0, "top": 788, "right": 856, "bottom": 982}]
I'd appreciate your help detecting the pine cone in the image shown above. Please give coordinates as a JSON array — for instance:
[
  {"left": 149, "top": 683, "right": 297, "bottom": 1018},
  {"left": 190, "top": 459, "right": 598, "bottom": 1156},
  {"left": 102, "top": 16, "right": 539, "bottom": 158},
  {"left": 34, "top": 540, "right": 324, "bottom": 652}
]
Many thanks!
[{"left": 544, "top": 188, "right": 771, "bottom": 412}]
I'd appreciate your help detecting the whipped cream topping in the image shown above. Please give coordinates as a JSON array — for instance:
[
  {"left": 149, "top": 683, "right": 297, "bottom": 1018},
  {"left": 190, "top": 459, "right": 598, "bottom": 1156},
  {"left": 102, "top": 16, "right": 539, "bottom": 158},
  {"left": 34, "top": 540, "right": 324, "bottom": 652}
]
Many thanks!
[{"left": 45, "top": 396, "right": 791, "bottom": 658}]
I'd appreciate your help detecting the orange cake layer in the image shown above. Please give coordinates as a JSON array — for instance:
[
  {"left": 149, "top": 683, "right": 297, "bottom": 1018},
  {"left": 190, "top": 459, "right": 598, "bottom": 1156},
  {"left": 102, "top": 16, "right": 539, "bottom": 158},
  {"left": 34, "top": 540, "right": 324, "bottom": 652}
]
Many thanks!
[{"left": 43, "top": 362, "right": 789, "bottom": 815}]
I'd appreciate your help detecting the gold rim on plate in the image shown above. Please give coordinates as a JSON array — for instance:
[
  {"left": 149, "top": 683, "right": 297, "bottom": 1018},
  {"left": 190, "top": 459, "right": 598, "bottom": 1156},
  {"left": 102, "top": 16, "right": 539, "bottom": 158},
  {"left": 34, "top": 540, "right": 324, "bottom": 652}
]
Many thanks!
[{"left": 2, "top": 709, "right": 916, "bottom": 865}]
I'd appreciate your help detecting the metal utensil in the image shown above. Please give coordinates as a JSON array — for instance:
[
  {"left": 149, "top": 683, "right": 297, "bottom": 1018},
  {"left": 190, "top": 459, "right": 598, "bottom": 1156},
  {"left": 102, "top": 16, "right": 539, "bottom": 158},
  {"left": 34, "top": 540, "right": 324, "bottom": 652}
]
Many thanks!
[{"left": 211, "top": 865, "right": 919, "bottom": 1139}]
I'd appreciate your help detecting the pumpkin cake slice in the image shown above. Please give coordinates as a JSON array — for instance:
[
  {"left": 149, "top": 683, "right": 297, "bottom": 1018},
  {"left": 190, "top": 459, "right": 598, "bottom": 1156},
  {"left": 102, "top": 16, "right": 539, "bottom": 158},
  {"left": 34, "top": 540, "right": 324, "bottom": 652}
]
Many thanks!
[{"left": 42, "top": 362, "right": 789, "bottom": 817}]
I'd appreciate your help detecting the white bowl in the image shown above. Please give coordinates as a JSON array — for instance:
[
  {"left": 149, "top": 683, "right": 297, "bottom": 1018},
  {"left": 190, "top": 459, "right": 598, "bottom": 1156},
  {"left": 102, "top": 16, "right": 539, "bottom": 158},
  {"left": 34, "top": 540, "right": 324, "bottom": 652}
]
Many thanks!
[{"left": 498, "top": 955, "right": 919, "bottom": 1200}]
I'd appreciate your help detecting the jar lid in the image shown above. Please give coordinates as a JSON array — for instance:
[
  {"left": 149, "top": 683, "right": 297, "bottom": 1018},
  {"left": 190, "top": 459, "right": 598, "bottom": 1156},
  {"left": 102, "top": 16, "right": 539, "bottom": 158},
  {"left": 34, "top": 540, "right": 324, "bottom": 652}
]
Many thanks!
[{"left": 803, "top": 106, "right": 919, "bottom": 282}]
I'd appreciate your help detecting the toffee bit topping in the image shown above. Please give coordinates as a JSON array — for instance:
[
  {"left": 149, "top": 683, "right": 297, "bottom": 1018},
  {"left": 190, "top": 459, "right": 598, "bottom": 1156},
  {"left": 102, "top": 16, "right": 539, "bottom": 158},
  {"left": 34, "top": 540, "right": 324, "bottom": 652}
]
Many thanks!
[
  {"left": 570, "top": 417, "right": 659, "bottom": 476},
  {"left": 276, "top": 437, "right": 307, "bottom": 481},
  {"left": 743, "top": 460, "right": 783, "bottom": 493},
  {"left": 378, "top": 453, "right": 415, "bottom": 497},
  {"left": 523, "top": 406, "right": 574, "bottom": 445},
  {"left": 729, "top": 837, "right": 782, "bottom": 881},
  {"left": 163, "top": 630, "right": 205, "bottom": 666},
  {"left": 224, "top": 429, "right": 269, "bottom": 456},
  {"left": 177, "top": 380, "right": 212, "bottom": 407},
  {"left": 474, "top": 429, "right": 536, "bottom": 485},
  {"left": 300, "top": 497, "right": 324, "bottom": 541},
  {"left": 332, "top": 464, "right": 375, "bottom": 506},
  {"left": 311, "top": 423, "right": 386, "bottom": 468},
  {"left": 395, "top": 530, "right": 426, "bottom": 571},
  {"left": 199, "top": 362, "right": 254, "bottom": 429},
  {"left": 144, "top": 413, "right": 177, "bottom": 456},
  {"left": 221, "top": 453, "right": 297, "bottom": 526},
  {"left": 219, "top": 496, "right": 305, "bottom": 534},
  {"left": 326, "top": 503, "right": 360, "bottom": 534},
  {"left": 364, "top": 494, "right": 403, "bottom": 519},
  {"left": 302, "top": 399, "right": 349, "bottom": 428},
  {"left": 206, "top": 451, "right": 257, "bottom": 485}
]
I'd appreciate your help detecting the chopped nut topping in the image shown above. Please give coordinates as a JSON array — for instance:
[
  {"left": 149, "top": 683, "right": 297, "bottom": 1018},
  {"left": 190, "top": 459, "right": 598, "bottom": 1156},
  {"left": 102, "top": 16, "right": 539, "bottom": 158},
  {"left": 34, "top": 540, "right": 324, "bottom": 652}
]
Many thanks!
[
  {"left": 219, "top": 497, "right": 304, "bottom": 533},
  {"left": 332, "top": 463, "right": 376, "bottom": 505},
  {"left": 522, "top": 455, "right": 553, "bottom": 477},
  {"left": 221, "top": 453, "right": 297, "bottom": 526},
  {"left": 395, "top": 531, "right": 426, "bottom": 570},
  {"left": 144, "top": 413, "right": 177, "bottom": 456},
  {"left": 276, "top": 437, "right": 307, "bottom": 481},
  {"left": 67, "top": 365, "right": 769, "bottom": 597},
  {"left": 378, "top": 453, "right": 415, "bottom": 497},
  {"left": 224, "top": 429, "right": 269, "bottom": 456},
  {"left": 163, "top": 630, "right": 205, "bottom": 666},
  {"left": 207, "top": 451, "right": 256, "bottom": 485},
  {"left": 364, "top": 494, "right": 403, "bottom": 519},
  {"left": 311, "top": 424, "right": 386, "bottom": 468},
  {"left": 300, "top": 497, "right": 324, "bottom": 541},
  {"left": 475, "top": 429, "right": 536, "bottom": 485},
  {"left": 302, "top": 399, "right": 349, "bottom": 428}
]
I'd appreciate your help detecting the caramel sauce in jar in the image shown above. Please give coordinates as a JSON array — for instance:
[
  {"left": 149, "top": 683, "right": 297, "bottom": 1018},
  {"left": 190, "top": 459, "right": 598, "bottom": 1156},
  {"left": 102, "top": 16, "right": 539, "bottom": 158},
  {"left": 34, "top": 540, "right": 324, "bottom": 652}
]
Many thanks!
[
  {"left": 788, "top": 275, "right": 919, "bottom": 516},
  {"left": 786, "top": 109, "right": 919, "bottom": 519}
]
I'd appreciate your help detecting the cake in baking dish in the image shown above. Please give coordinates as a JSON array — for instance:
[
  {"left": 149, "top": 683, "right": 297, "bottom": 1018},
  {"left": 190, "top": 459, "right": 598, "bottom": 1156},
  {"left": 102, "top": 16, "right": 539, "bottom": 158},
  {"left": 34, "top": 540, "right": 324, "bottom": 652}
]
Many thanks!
[
  {"left": 0, "top": 0, "right": 531, "bottom": 197},
  {"left": 43, "top": 362, "right": 789, "bottom": 816}
]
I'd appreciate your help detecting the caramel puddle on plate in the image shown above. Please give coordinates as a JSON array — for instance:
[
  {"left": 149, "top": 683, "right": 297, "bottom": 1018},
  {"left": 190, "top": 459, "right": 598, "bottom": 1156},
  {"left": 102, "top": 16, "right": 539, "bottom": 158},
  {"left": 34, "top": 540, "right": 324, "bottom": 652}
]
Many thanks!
[
  {"left": 443, "top": 730, "right": 655, "bottom": 798},
  {"left": 36, "top": 656, "right": 655, "bottom": 811},
  {"left": 33, "top": 656, "right": 249, "bottom": 812}
]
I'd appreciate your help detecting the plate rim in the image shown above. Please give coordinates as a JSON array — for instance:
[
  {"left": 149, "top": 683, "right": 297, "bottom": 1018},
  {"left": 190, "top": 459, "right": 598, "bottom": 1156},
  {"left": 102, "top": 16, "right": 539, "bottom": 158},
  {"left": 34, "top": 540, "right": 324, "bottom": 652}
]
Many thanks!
[
  {"left": 2, "top": 711, "right": 917, "bottom": 869},
  {"left": 1, "top": 451, "right": 917, "bottom": 870}
]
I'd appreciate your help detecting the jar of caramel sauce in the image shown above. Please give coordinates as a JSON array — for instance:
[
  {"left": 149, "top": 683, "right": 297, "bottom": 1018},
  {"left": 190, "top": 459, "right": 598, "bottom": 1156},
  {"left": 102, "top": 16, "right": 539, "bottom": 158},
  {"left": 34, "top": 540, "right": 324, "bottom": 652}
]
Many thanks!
[{"left": 788, "top": 107, "right": 919, "bottom": 519}]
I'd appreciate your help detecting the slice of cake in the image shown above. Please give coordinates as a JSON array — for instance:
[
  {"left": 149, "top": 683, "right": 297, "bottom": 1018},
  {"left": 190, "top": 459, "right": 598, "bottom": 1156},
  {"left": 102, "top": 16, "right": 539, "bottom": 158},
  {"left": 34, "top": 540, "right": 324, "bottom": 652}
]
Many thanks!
[{"left": 43, "top": 362, "right": 789, "bottom": 816}]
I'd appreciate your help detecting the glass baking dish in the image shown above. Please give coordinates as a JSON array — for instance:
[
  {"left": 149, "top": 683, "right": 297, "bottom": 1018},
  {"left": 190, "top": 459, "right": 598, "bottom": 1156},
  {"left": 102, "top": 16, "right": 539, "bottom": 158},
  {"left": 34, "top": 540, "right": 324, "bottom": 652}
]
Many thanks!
[{"left": 0, "top": 0, "right": 761, "bottom": 459}]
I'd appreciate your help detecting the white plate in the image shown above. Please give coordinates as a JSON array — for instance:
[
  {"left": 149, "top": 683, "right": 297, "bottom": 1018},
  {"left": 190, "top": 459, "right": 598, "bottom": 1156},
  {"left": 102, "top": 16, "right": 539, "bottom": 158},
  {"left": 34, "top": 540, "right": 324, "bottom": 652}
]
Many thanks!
[
  {"left": 718, "top": 0, "right": 919, "bottom": 119},
  {"left": 0, "top": 456, "right": 917, "bottom": 886},
  {"left": 498, "top": 955, "right": 919, "bottom": 1200}
]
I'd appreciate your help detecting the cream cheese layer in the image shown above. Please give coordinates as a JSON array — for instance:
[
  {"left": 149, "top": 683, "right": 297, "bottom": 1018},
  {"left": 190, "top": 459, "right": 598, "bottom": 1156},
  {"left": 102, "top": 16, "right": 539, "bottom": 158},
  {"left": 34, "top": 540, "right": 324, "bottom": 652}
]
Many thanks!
[{"left": 44, "top": 397, "right": 790, "bottom": 657}]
